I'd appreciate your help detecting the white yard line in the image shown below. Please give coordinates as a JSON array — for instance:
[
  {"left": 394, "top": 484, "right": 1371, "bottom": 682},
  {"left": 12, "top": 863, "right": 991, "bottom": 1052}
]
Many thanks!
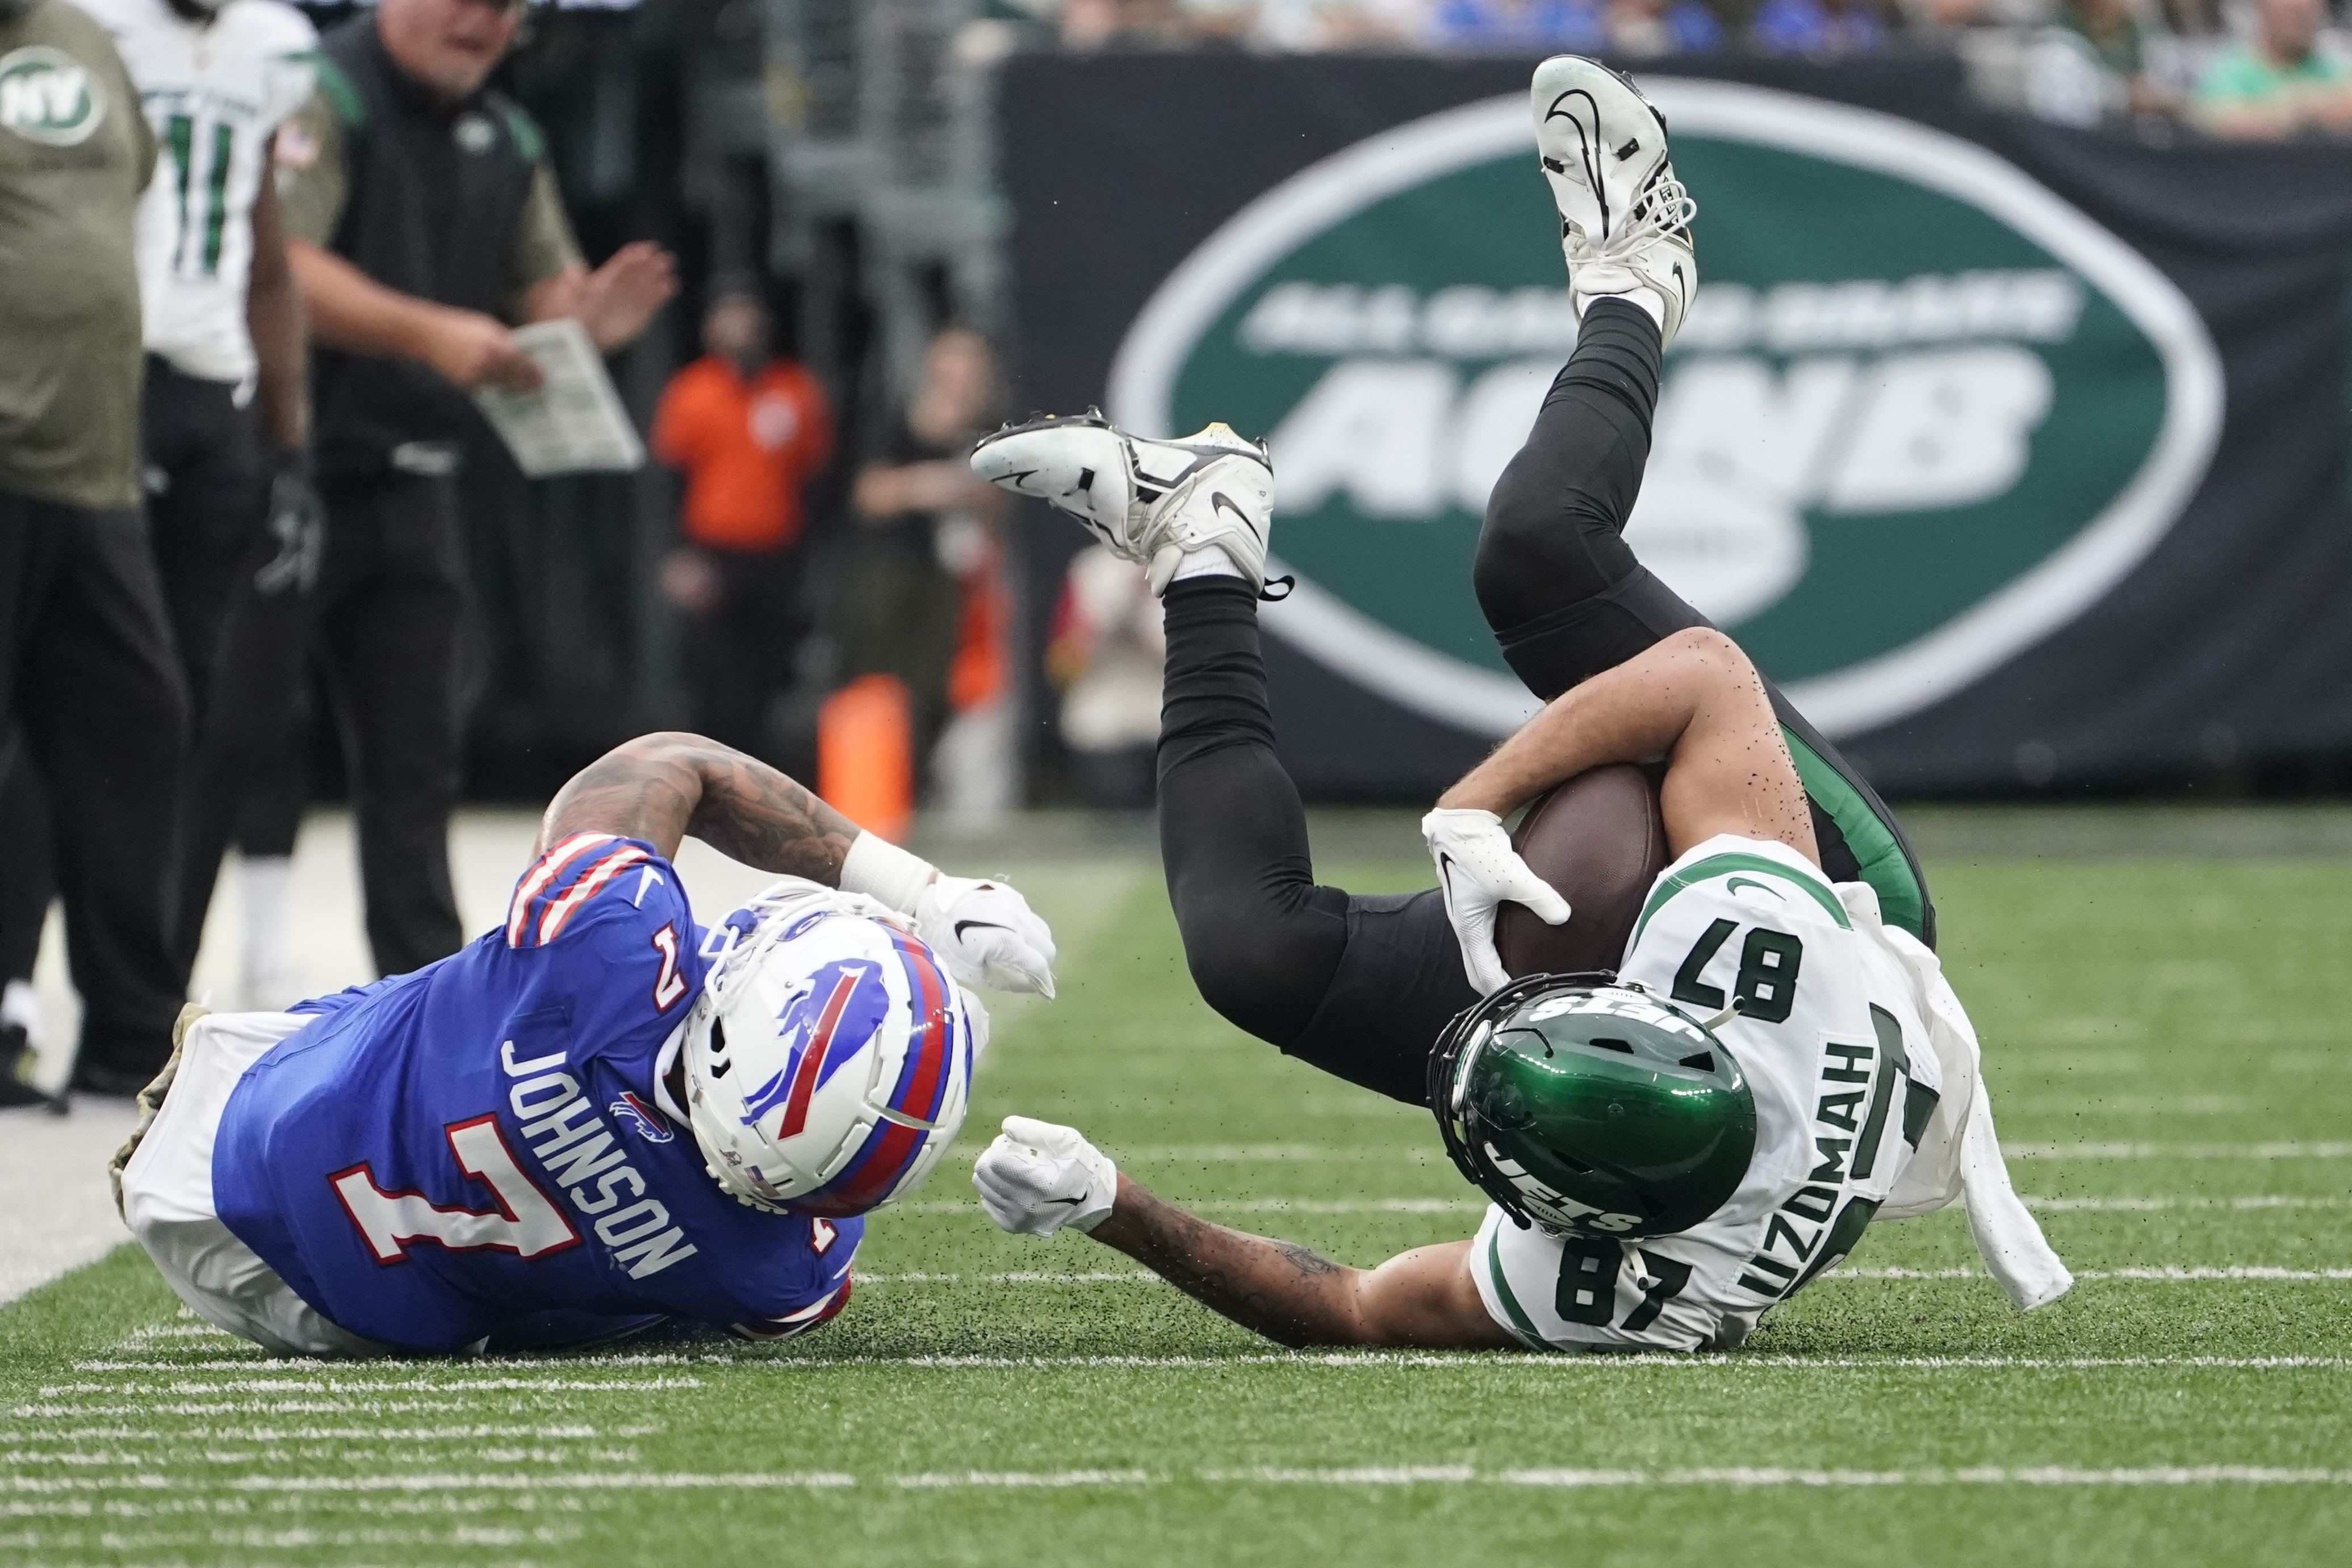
[
  {"left": 2004, "top": 1142, "right": 2352, "bottom": 1159},
  {"left": 1108, "top": 1142, "right": 2352, "bottom": 1163},
  {"left": 838, "top": 1264, "right": 2352, "bottom": 1285},
  {"left": 30, "top": 1353, "right": 2352, "bottom": 1383},
  {"left": 895, "top": 1194, "right": 2349, "bottom": 1217},
  {"left": 6, "top": 1466, "right": 2350, "bottom": 1494}
]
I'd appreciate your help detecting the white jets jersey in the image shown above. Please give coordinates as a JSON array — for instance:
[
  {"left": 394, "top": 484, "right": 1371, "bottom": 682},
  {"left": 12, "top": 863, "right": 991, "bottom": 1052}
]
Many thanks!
[
  {"left": 1472, "top": 834, "right": 1949, "bottom": 1353},
  {"left": 71, "top": 0, "right": 316, "bottom": 385}
]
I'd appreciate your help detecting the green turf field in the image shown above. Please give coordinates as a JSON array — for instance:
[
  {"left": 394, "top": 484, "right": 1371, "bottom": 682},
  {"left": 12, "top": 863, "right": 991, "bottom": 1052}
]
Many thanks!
[{"left": 6, "top": 840, "right": 2350, "bottom": 1567}]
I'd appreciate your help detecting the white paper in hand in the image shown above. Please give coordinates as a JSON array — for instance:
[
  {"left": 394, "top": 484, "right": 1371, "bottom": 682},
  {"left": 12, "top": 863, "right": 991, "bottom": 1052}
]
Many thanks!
[{"left": 474, "top": 319, "right": 646, "bottom": 477}]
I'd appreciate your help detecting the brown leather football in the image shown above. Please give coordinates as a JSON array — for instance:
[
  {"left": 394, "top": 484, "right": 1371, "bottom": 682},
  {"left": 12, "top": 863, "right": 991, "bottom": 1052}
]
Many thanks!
[{"left": 1493, "top": 762, "right": 1670, "bottom": 979}]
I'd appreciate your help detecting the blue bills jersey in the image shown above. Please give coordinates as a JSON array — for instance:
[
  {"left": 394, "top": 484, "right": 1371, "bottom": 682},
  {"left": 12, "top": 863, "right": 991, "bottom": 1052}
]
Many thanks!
[{"left": 210, "top": 833, "right": 862, "bottom": 1353}]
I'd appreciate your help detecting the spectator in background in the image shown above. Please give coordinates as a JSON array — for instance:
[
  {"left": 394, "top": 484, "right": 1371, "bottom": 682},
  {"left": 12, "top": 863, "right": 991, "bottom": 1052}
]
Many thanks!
[
  {"left": 1058, "top": 0, "right": 1192, "bottom": 46},
  {"left": 2024, "top": 0, "right": 2177, "bottom": 125},
  {"left": 2194, "top": 0, "right": 2352, "bottom": 137},
  {"left": 1047, "top": 546, "right": 1164, "bottom": 810},
  {"left": 1247, "top": 0, "right": 1424, "bottom": 47},
  {"left": 65, "top": 0, "right": 327, "bottom": 1018},
  {"left": 847, "top": 329, "right": 1003, "bottom": 780},
  {"left": 1426, "top": 0, "right": 1606, "bottom": 52},
  {"left": 0, "top": 0, "right": 189, "bottom": 1101},
  {"left": 1606, "top": 0, "right": 1723, "bottom": 54},
  {"left": 651, "top": 280, "right": 834, "bottom": 761},
  {"left": 1751, "top": 0, "right": 1890, "bottom": 55}
]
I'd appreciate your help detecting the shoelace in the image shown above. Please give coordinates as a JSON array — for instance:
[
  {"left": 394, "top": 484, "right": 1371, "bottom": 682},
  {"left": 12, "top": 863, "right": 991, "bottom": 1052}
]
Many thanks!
[{"left": 1566, "top": 175, "right": 1697, "bottom": 263}]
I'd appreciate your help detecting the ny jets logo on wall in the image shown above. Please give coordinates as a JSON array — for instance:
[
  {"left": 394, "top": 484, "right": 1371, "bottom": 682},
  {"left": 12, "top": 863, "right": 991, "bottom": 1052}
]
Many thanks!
[
  {"left": 0, "top": 47, "right": 104, "bottom": 148},
  {"left": 1109, "top": 81, "right": 2223, "bottom": 740}
]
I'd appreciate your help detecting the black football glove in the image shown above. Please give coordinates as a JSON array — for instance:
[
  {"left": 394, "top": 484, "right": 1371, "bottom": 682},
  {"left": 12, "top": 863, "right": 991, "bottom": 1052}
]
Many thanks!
[{"left": 253, "top": 446, "right": 324, "bottom": 597}]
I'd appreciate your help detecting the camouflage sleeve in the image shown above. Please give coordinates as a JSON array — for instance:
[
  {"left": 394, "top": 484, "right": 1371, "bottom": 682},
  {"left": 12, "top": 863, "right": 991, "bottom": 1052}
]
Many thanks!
[
  {"left": 504, "top": 163, "right": 584, "bottom": 313},
  {"left": 272, "top": 85, "right": 348, "bottom": 247},
  {"left": 107, "top": 44, "right": 155, "bottom": 187}
]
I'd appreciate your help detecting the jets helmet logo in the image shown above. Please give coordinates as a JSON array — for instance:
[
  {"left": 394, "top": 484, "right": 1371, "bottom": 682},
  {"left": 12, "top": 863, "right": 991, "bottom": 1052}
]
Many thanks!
[{"left": 0, "top": 48, "right": 104, "bottom": 148}]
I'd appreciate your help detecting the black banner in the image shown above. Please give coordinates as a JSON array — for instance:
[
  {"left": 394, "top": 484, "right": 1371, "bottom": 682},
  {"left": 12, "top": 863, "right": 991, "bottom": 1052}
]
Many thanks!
[{"left": 998, "top": 52, "right": 2352, "bottom": 799}]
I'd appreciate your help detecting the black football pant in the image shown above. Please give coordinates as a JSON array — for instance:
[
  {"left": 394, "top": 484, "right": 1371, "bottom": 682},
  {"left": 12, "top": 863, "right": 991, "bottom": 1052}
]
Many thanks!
[
  {"left": 6, "top": 368, "right": 311, "bottom": 992},
  {"left": 177, "top": 473, "right": 466, "bottom": 980},
  {"left": 1158, "top": 300, "right": 1932, "bottom": 1108},
  {"left": 0, "top": 488, "right": 189, "bottom": 1082},
  {"left": 140, "top": 362, "right": 312, "bottom": 974}
]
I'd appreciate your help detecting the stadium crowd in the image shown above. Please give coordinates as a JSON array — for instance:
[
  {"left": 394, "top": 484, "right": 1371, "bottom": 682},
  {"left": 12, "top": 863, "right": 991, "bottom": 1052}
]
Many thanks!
[{"left": 1006, "top": 0, "right": 2352, "bottom": 135}]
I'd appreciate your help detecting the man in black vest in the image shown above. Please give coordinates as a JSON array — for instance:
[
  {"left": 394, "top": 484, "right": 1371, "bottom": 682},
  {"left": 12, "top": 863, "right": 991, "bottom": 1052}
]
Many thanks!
[{"left": 199, "top": 0, "right": 672, "bottom": 979}]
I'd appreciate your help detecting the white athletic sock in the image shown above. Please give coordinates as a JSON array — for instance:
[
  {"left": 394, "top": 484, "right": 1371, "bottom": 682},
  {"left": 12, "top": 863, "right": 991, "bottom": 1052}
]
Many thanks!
[
  {"left": 1592, "top": 286, "right": 1667, "bottom": 329},
  {"left": 1, "top": 978, "right": 39, "bottom": 1041},
  {"left": 1170, "top": 545, "right": 1241, "bottom": 582},
  {"left": 239, "top": 855, "right": 298, "bottom": 1008}
]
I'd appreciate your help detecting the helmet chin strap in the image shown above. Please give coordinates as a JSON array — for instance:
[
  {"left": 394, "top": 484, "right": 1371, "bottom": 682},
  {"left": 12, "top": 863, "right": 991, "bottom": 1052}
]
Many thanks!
[{"left": 1696, "top": 999, "right": 1745, "bottom": 1033}]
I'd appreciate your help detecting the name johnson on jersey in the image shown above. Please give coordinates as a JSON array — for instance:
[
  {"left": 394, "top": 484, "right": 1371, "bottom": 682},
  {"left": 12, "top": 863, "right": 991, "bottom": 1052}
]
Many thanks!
[{"left": 215, "top": 834, "right": 861, "bottom": 1353}]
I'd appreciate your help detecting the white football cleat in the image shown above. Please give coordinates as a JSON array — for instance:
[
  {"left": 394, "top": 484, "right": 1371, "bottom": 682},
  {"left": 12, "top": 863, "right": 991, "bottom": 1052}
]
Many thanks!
[
  {"left": 1530, "top": 55, "right": 1698, "bottom": 347},
  {"left": 970, "top": 410, "right": 1275, "bottom": 595}
]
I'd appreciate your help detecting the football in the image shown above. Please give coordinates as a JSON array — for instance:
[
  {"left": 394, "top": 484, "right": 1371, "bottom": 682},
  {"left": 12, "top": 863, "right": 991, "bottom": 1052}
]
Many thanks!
[{"left": 1494, "top": 762, "right": 1670, "bottom": 979}]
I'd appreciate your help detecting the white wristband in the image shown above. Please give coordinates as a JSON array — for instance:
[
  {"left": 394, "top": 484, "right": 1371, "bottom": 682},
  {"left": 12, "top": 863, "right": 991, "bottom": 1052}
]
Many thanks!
[{"left": 839, "top": 831, "right": 936, "bottom": 915}]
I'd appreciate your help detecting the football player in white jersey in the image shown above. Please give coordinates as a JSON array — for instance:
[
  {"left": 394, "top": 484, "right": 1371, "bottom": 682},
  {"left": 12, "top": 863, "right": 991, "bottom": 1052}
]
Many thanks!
[
  {"left": 966, "top": 57, "right": 2070, "bottom": 1353},
  {"left": 70, "top": 0, "right": 320, "bottom": 1017},
  {"left": 974, "top": 623, "right": 2069, "bottom": 1352}
]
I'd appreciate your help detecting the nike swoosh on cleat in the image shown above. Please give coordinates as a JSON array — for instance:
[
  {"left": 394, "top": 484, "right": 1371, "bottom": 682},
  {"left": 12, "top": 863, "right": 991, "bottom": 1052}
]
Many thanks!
[
  {"left": 954, "top": 919, "right": 1012, "bottom": 940},
  {"left": 1210, "top": 492, "right": 1261, "bottom": 539}
]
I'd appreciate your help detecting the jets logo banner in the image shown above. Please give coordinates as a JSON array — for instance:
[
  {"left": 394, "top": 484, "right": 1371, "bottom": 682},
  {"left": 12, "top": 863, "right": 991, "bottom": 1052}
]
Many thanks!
[{"left": 1004, "top": 56, "right": 2352, "bottom": 797}]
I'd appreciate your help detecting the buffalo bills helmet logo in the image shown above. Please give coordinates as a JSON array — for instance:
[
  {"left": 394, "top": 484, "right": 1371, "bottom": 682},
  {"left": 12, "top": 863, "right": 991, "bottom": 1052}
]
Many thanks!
[{"left": 739, "top": 958, "right": 888, "bottom": 1134}]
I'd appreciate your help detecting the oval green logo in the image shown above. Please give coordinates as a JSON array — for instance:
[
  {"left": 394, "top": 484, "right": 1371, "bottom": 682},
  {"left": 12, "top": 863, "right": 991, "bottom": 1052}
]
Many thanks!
[
  {"left": 0, "top": 46, "right": 103, "bottom": 148},
  {"left": 1110, "top": 80, "right": 2221, "bottom": 737}
]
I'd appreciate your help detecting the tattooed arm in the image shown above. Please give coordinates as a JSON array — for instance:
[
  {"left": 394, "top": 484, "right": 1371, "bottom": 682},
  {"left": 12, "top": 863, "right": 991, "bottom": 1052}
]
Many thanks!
[
  {"left": 1086, "top": 1175, "right": 1517, "bottom": 1350},
  {"left": 538, "top": 731, "right": 858, "bottom": 882},
  {"left": 540, "top": 732, "right": 1060, "bottom": 995}
]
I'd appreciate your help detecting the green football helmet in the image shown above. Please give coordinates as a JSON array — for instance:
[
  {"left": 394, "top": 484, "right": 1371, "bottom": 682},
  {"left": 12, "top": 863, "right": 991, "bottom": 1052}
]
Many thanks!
[{"left": 1429, "top": 972, "right": 1757, "bottom": 1238}]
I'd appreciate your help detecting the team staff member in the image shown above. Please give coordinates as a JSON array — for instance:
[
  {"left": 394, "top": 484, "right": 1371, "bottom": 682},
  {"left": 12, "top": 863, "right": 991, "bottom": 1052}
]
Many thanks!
[
  {"left": 0, "top": 0, "right": 188, "bottom": 1100},
  {"left": 652, "top": 279, "right": 834, "bottom": 758},
  {"left": 226, "top": 0, "right": 674, "bottom": 978},
  {"left": 60, "top": 0, "right": 320, "bottom": 1008},
  {"left": 848, "top": 328, "right": 1002, "bottom": 772}
]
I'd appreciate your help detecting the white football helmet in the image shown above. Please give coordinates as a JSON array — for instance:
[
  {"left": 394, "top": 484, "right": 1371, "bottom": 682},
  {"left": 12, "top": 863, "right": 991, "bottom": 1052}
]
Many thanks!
[{"left": 682, "top": 881, "right": 984, "bottom": 1217}]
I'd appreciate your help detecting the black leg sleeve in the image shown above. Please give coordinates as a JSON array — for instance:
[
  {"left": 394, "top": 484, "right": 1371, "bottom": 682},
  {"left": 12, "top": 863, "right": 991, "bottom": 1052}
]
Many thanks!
[
  {"left": 1156, "top": 576, "right": 1347, "bottom": 1049},
  {"left": 1467, "top": 300, "right": 1937, "bottom": 947},
  {"left": 1155, "top": 578, "right": 1479, "bottom": 1105},
  {"left": 1472, "top": 298, "right": 1660, "bottom": 636}
]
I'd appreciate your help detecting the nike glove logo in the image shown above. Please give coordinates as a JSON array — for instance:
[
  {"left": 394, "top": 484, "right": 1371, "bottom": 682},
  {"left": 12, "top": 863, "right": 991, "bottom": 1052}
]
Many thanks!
[{"left": 954, "top": 919, "right": 1012, "bottom": 940}]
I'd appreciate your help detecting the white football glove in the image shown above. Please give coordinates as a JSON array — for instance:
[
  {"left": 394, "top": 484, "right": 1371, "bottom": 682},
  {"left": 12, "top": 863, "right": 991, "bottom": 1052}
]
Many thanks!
[
  {"left": 914, "top": 875, "right": 1058, "bottom": 997},
  {"left": 1423, "top": 806, "right": 1570, "bottom": 996},
  {"left": 973, "top": 1116, "right": 1118, "bottom": 1236}
]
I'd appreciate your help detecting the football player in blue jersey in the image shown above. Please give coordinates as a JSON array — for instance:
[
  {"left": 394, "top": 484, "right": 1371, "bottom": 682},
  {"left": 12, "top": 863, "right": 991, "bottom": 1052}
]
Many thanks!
[{"left": 112, "top": 731, "right": 1057, "bottom": 1357}]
